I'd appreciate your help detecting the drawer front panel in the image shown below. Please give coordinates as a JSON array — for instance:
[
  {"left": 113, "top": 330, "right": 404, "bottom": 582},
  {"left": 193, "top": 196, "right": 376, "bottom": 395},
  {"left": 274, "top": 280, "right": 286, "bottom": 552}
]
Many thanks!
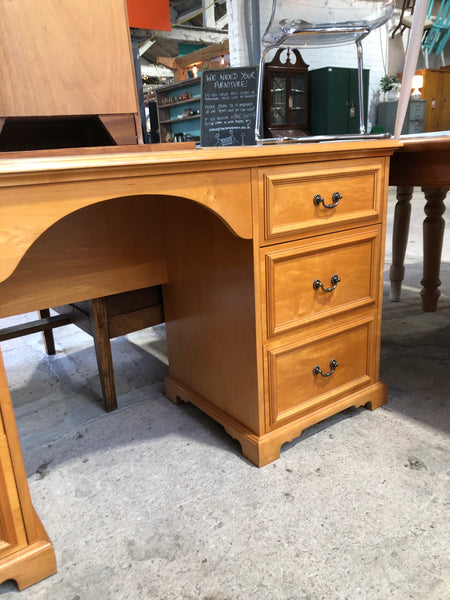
[
  {"left": 260, "top": 159, "right": 384, "bottom": 242},
  {"left": 265, "top": 317, "right": 375, "bottom": 429},
  {"left": 263, "top": 226, "right": 381, "bottom": 338}
]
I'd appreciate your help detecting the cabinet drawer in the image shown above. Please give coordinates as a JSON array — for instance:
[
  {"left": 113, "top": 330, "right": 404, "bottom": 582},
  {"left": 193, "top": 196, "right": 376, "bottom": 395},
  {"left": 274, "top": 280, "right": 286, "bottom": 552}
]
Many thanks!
[
  {"left": 262, "top": 226, "right": 382, "bottom": 338},
  {"left": 265, "top": 316, "right": 375, "bottom": 429},
  {"left": 259, "top": 158, "right": 384, "bottom": 242},
  {"left": 409, "top": 101, "right": 426, "bottom": 120}
]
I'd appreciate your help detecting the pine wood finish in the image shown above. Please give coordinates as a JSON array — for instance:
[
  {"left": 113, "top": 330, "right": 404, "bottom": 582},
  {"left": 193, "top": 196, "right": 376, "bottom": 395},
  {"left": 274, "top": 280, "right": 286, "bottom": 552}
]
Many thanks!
[
  {"left": 0, "top": 140, "right": 398, "bottom": 588},
  {"left": 0, "top": 353, "right": 56, "bottom": 589}
]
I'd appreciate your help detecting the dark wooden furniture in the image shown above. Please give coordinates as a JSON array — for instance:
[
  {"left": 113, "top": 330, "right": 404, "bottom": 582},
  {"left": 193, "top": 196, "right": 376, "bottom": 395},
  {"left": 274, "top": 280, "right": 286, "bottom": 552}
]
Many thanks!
[
  {"left": 0, "top": 287, "right": 164, "bottom": 412},
  {"left": 47, "top": 287, "right": 164, "bottom": 411},
  {"left": 388, "top": 134, "right": 450, "bottom": 311},
  {"left": 263, "top": 48, "right": 309, "bottom": 138}
]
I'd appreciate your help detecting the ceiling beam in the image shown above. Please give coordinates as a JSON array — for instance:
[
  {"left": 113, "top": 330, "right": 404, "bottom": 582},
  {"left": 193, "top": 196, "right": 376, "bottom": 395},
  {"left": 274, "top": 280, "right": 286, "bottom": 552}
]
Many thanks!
[{"left": 176, "top": 39, "right": 229, "bottom": 67}]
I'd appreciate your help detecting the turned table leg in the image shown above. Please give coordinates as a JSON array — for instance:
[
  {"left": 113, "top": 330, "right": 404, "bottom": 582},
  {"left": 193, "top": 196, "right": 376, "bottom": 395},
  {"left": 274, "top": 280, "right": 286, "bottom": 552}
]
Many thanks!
[
  {"left": 420, "top": 186, "right": 448, "bottom": 312},
  {"left": 389, "top": 185, "right": 413, "bottom": 302}
]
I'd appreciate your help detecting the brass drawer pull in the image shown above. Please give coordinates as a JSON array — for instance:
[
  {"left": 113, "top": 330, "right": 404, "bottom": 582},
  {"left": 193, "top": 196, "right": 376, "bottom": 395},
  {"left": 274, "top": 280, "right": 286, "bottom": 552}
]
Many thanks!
[
  {"left": 313, "top": 359, "right": 339, "bottom": 377},
  {"left": 313, "top": 274, "right": 341, "bottom": 292},
  {"left": 313, "top": 191, "right": 342, "bottom": 209}
]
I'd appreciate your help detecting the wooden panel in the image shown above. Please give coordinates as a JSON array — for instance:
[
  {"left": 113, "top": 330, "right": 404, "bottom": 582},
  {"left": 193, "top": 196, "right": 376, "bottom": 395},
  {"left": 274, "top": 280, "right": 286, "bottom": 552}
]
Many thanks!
[
  {"left": 0, "top": 349, "right": 57, "bottom": 588},
  {"left": 0, "top": 0, "right": 138, "bottom": 117},
  {"left": 163, "top": 198, "right": 261, "bottom": 435},
  {"left": 0, "top": 165, "right": 252, "bottom": 284},
  {"left": 108, "top": 306, "right": 164, "bottom": 339},
  {"left": 0, "top": 436, "right": 27, "bottom": 560},
  {"left": 415, "top": 69, "right": 450, "bottom": 132},
  {"left": 265, "top": 316, "right": 375, "bottom": 429},
  {"left": 260, "top": 157, "right": 384, "bottom": 242},
  {"left": 262, "top": 226, "right": 382, "bottom": 338},
  {"left": 0, "top": 197, "right": 168, "bottom": 318}
]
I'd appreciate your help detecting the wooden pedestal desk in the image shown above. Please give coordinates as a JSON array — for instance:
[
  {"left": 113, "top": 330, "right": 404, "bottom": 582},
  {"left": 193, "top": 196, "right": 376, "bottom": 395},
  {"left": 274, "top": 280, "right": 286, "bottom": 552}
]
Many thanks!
[{"left": 0, "top": 140, "right": 398, "bottom": 589}]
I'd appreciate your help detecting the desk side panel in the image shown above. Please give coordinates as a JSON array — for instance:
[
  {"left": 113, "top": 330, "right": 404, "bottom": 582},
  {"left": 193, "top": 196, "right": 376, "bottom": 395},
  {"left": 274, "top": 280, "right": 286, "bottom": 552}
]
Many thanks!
[{"left": 163, "top": 198, "right": 261, "bottom": 436}]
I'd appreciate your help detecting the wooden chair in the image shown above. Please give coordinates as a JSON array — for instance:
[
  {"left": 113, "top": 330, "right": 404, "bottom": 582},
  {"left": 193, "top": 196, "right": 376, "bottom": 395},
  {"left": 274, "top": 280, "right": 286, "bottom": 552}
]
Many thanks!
[
  {"left": 0, "top": 286, "right": 164, "bottom": 412},
  {"left": 391, "top": 0, "right": 436, "bottom": 39}
]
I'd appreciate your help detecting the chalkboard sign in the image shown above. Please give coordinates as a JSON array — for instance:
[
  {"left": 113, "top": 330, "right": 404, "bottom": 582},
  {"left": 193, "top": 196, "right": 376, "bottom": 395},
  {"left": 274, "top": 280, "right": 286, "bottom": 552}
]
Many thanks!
[{"left": 201, "top": 67, "right": 258, "bottom": 146}]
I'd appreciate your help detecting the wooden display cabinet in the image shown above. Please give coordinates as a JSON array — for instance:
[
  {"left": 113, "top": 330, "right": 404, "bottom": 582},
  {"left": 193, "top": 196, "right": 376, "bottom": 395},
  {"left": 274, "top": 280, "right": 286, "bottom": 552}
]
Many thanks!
[
  {"left": 263, "top": 49, "right": 309, "bottom": 138},
  {"left": 414, "top": 68, "right": 450, "bottom": 132},
  {"left": 156, "top": 79, "right": 202, "bottom": 143}
]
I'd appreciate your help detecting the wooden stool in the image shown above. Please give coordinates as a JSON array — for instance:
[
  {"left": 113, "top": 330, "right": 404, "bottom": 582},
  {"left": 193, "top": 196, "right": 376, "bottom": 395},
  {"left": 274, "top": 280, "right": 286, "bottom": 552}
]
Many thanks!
[{"left": 0, "top": 286, "right": 164, "bottom": 411}]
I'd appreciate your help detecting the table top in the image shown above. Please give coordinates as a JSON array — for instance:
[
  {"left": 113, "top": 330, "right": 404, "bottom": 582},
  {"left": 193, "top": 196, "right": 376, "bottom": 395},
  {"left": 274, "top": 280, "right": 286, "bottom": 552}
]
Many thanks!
[{"left": 390, "top": 133, "right": 450, "bottom": 187}]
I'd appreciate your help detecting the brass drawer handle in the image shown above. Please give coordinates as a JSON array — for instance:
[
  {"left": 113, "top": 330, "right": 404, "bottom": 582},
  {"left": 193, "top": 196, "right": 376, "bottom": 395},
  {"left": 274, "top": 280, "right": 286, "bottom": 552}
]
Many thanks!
[
  {"left": 313, "top": 274, "right": 341, "bottom": 292},
  {"left": 313, "top": 359, "right": 339, "bottom": 377},
  {"left": 313, "top": 191, "right": 342, "bottom": 209}
]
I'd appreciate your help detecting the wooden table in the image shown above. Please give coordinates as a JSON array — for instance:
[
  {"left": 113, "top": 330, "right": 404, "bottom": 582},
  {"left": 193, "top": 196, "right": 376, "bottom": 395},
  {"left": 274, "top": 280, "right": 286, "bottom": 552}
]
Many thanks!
[
  {"left": 388, "top": 134, "right": 450, "bottom": 311},
  {"left": 0, "top": 140, "right": 398, "bottom": 589}
]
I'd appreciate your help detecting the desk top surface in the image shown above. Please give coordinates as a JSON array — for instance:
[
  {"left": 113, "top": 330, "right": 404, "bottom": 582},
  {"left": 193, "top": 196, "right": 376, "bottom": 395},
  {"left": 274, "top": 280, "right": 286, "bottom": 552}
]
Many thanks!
[{"left": 0, "top": 139, "right": 400, "bottom": 178}]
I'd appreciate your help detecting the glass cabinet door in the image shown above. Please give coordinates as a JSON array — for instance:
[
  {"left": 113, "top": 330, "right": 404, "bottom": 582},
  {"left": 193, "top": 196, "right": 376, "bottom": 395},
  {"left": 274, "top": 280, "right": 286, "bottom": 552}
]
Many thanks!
[
  {"left": 264, "top": 49, "right": 309, "bottom": 137},
  {"left": 269, "top": 72, "right": 287, "bottom": 125},
  {"left": 290, "top": 72, "right": 306, "bottom": 126}
]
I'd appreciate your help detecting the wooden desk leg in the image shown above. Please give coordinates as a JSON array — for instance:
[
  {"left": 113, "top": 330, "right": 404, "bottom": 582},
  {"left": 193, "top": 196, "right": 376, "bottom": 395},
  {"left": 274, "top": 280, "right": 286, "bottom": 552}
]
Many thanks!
[
  {"left": 90, "top": 298, "right": 118, "bottom": 412},
  {"left": 0, "top": 349, "right": 57, "bottom": 589},
  {"left": 389, "top": 185, "right": 413, "bottom": 302},
  {"left": 420, "top": 186, "right": 448, "bottom": 312}
]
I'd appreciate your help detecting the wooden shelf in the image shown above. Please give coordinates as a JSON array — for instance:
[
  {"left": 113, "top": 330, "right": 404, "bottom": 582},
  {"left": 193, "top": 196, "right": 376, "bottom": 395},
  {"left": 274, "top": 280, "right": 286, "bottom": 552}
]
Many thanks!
[
  {"left": 159, "top": 115, "right": 200, "bottom": 125},
  {"left": 157, "top": 96, "right": 201, "bottom": 109}
]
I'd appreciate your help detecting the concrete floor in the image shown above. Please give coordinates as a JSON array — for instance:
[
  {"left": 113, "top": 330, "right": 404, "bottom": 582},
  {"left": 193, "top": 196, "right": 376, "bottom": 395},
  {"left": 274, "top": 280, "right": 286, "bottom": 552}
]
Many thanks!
[{"left": 0, "top": 188, "right": 449, "bottom": 600}]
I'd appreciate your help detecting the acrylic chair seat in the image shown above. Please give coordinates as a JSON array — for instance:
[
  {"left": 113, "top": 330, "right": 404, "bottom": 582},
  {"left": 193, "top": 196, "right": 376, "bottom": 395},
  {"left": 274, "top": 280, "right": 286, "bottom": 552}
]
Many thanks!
[
  {"left": 262, "top": 0, "right": 395, "bottom": 47},
  {"left": 256, "top": 0, "right": 395, "bottom": 141}
]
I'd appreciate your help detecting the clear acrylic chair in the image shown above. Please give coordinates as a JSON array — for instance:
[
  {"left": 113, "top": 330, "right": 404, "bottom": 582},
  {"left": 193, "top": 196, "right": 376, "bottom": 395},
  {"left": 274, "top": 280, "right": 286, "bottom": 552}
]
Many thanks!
[{"left": 255, "top": 0, "right": 396, "bottom": 142}]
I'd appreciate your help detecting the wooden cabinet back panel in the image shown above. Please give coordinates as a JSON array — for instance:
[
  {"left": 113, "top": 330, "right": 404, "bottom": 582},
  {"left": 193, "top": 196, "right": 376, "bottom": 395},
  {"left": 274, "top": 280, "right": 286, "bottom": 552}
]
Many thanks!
[
  {"left": 263, "top": 226, "right": 381, "bottom": 338},
  {"left": 260, "top": 158, "right": 384, "bottom": 242},
  {"left": 0, "top": 436, "right": 27, "bottom": 559},
  {"left": 265, "top": 317, "right": 375, "bottom": 429}
]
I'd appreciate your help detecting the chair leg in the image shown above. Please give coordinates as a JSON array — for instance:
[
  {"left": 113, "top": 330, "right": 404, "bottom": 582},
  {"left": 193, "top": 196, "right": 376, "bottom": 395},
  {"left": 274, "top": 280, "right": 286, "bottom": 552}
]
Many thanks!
[
  {"left": 38, "top": 309, "right": 56, "bottom": 355},
  {"left": 356, "top": 40, "right": 366, "bottom": 134},
  {"left": 90, "top": 298, "right": 118, "bottom": 412}
]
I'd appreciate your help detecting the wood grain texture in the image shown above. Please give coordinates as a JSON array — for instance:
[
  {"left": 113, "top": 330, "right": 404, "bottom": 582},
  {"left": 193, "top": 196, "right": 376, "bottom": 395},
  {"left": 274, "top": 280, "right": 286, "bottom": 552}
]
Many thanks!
[
  {"left": 262, "top": 225, "right": 382, "bottom": 338},
  {"left": 0, "top": 159, "right": 253, "bottom": 284},
  {"left": 0, "top": 351, "right": 56, "bottom": 588},
  {"left": 260, "top": 157, "right": 384, "bottom": 242},
  {"left": 0, "top": 197, "right": 168, "bottom": 317},
  {"left": 163, "top": 198, "right": 261, "bottom": 434},
  {"left": 0, "top": 0, "right": 138, "bottom": 117}
]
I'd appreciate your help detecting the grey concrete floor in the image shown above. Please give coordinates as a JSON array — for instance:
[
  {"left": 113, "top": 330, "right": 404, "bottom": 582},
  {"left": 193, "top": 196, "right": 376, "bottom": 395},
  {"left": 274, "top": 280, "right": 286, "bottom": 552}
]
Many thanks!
[{"left": 0, "top": 187, "right": 449, "bottom": 600}]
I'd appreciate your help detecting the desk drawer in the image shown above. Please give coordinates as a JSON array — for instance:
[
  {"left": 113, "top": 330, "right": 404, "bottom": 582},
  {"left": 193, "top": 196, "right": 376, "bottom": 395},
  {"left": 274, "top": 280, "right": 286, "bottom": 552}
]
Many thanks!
[
  {"left": 265, "top": 316, "right": 375, "bottom": 429},
  {"left": 259, "top": 158, "right": 384, "bottom": 242},
  {"left": 262, "top": 225, "right": 382, "bottom": 338}
]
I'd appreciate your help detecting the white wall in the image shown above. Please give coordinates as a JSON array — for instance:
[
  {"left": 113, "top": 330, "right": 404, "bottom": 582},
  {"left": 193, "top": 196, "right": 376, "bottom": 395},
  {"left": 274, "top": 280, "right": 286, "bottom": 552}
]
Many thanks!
[{"left": 226, "top": 0, "right": 402, "bottom": 131}]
